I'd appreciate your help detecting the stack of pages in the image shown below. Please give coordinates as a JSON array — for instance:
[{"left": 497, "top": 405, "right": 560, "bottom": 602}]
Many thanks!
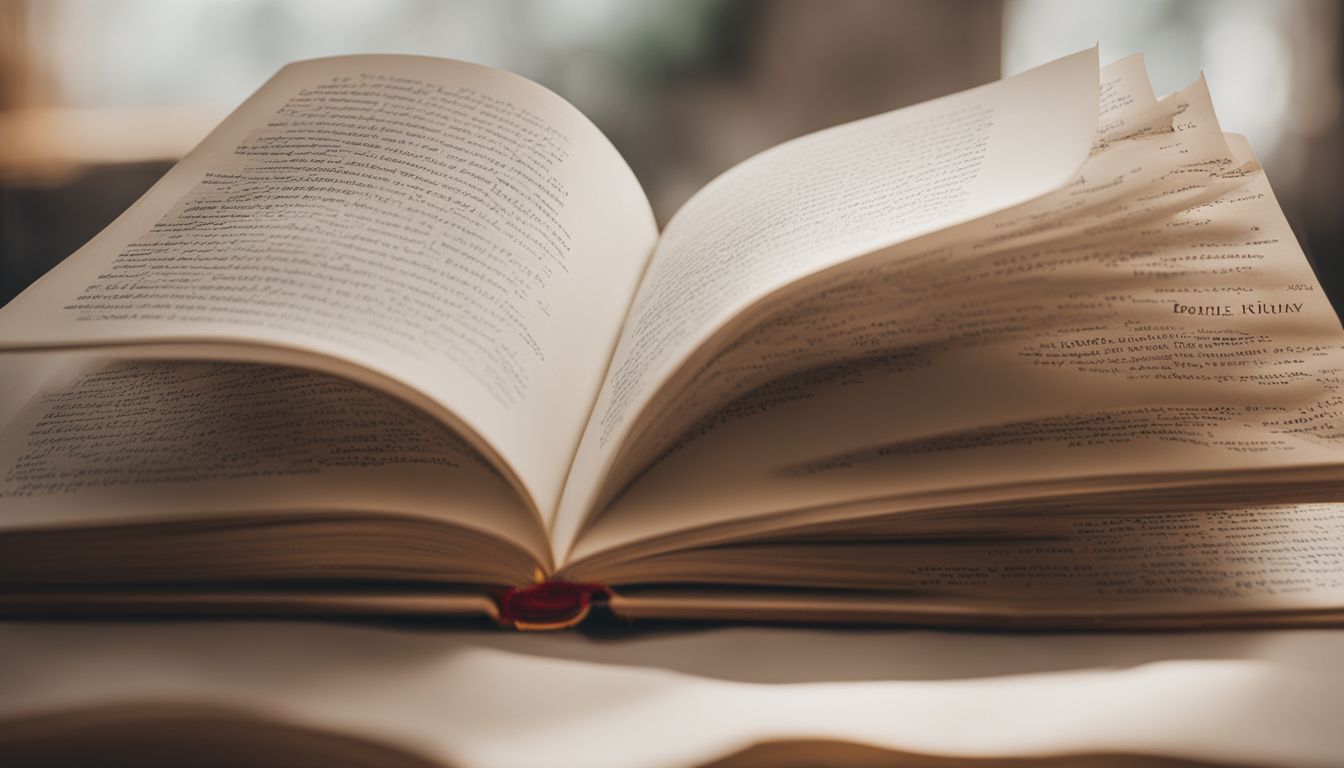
[{"left": 0, "top": 48, "right": 1341, "bottom": 628}]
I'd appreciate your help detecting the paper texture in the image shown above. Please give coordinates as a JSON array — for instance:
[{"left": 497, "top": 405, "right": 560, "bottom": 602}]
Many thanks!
[
  {"left": 0, "top": 55, "right": 659, "bottom": 527},
  {"left": 553, "top": 48, "right": 1102, "bottom": 559},
  {"left": 566, "top": 68, "right": 1344, "bottom": 564}
]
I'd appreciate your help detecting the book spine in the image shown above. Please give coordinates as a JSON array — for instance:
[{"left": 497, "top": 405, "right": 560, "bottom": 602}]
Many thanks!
[{"left": 496, "top": 581, "right": 609, "bottom": 630}]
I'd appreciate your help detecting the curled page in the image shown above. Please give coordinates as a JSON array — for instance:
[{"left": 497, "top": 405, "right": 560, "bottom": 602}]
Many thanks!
[
  {"left": 553, "top": 49, "right": 1102, "bottom": 560},
  {"left": 566, "top": 87, "right": 1344, "bottom": 565},
  {"left": 0, "top": 56, "right": 659, "bottom": 530}
]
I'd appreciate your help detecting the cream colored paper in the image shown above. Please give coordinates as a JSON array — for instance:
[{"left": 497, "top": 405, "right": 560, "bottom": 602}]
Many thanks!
[
  {"left": 566, "top": 74, "right": 1344, "bottom": 565},
  {"left": 0, "top": 55, "right": 659, "bottom": 529},
  {"left": 0, "top": 356, "right": 549, "bottom": 571},
  {"left": 552, "top": 48, "right": 1103, "bottom": 560}
]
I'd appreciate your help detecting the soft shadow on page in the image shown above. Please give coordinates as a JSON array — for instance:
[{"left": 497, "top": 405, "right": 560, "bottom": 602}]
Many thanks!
[
  {"left": 3, "top": 623, "right": 1344, "bottom": 768},
  {"left": 0, "top": 353, "right": 550, "bottom": 575},
  {"left": 552, "top": 48, "right": 1102, "bottom": 561},
  {"left": 0, "top": 55, "right": 659, "bottom": 531}
]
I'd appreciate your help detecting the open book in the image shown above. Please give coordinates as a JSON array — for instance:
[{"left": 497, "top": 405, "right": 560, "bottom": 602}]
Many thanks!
[{"left": 2, "top": 49, "right": 1343, "bottom": 629}]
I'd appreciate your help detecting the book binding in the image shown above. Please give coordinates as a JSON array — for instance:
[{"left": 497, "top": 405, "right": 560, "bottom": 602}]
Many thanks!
[{"left": 497, "top": 581, "right": 609, "bottom": 630}]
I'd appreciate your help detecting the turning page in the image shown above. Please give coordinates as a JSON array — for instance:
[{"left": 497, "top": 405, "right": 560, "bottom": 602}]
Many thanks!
[
  {"left": 589, "top": 53, "right": 1190, "bottom": 517},
  {"left": 0, "top": 55, "right": 658, "bottom": 526},
  {"left": 565, "top": 65, "right": 1344, "bottom": 565},
  {"left": 553, "top": 48, "right": 1102, "bottom": 561}
]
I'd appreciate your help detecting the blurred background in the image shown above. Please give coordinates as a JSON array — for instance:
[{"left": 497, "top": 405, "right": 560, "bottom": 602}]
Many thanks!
[{"left": 1, "top": 0, "right": 1340, "bottom": 310}]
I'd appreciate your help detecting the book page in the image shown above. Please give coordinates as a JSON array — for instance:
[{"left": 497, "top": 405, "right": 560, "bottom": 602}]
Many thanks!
[
  {"left": 859, "top": 502, "right": 1344, "bottom": 615},
  {"left": 1095, "top": 53, "right": 1164, "bottom": 141},
  {"left": 0, "top": 354, "right": 550, "bottom": 576},
  {"left": 589, "top": 58, "right": 1229, "bottom": 516},
  {"left": 585, "top": 503, "right": 1344, "bottom": 619},
  {"left": 553, "top": 48, "right": 1102, "bottom": 560},
  {"left": 0, "top": 55, "right": 658, "bottom": 526},
  {"left": 569, "top": 121, "right": 1344, "bottom": 563}
]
